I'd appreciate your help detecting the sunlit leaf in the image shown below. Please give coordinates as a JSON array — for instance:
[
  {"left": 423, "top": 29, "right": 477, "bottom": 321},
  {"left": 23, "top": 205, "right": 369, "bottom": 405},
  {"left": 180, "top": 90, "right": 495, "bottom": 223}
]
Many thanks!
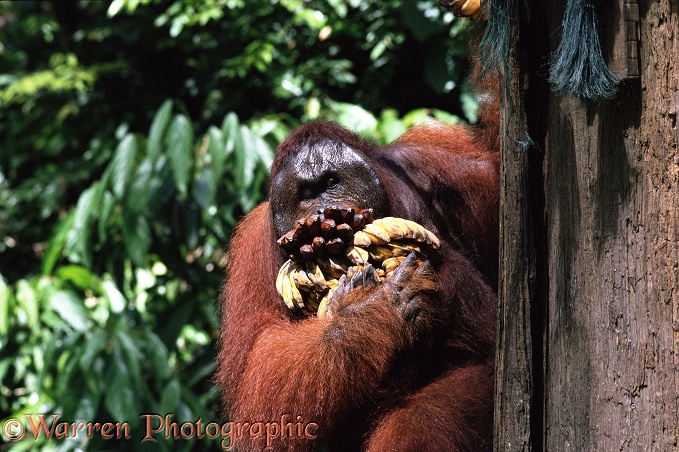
[
  {"left": 56, "top": 265, "right": 98, "bottom": 291},
  {"left": 16, "top": 280, "right": 39, "bottom": 333},
  {"left": 460, "top": 82, "right": 479, "bottom": 123},
  {"left": 49, "top": 291, "right": 89, "bottom": 332},
  {"left": 0, "top": 277, "right": 10, "bottom": 336},
  {"left": 65, "top": 183, "right": 102, "bottom": 267},
  {"left": 42, "top": 213, "right": 74, "bottom": 275},
  {"left": 330, "top": 102, "right": 378, "bottom": 135},
  {"left": 207, "top": 126, "right": 226, "bottom": 180},
  {"left": 102, "top": 280, "right": 127, "bottom": 313}
]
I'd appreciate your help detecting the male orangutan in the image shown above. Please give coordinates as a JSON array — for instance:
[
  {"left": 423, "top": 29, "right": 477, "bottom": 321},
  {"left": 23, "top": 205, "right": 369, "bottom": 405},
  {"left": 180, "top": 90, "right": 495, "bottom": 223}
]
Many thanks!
[{"left": 215, "top": 78, "right": 499, "bottom": 451}]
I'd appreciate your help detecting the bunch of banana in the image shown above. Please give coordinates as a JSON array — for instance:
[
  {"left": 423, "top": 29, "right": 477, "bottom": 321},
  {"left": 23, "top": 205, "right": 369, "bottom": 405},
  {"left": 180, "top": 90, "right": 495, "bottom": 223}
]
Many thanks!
[
  {"left": 275, "top": 206, "right": 440, "bottom": 317},
  {"left": 440, "top": 0, "right": 486, "bottom": 21}
]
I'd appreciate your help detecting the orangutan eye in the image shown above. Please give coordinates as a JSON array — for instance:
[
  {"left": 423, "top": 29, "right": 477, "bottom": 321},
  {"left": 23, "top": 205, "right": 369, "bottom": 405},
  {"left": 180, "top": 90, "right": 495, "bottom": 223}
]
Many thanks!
[{"left": 326, "top": 177, "right": 339, "bottom": 189}]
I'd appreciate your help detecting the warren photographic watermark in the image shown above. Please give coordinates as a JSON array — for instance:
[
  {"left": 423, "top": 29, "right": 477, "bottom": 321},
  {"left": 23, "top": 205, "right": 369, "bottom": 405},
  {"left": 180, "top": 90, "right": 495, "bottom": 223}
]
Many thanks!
[
  {"left": 2, "top": 413, "right": 318, "bottom": 450},
  {"left": 1, "top": 415, "right": 130, "bottom": 442}
]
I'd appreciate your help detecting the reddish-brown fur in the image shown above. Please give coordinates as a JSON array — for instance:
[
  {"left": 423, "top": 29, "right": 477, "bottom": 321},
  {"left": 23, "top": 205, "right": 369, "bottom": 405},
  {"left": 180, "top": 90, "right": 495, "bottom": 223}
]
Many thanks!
[{"left": 216, "top": 100, "right": 499, "bottom": 450}]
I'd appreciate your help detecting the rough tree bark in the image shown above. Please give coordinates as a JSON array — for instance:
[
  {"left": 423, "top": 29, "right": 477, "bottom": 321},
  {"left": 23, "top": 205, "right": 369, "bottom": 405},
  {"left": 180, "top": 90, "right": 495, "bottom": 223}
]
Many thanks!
[{"left": 495, "top": 0, "right": 679, "bottom": 450}]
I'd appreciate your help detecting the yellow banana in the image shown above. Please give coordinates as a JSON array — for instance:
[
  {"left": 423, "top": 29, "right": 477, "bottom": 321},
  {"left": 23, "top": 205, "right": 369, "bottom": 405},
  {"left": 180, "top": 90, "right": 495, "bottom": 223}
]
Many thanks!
[
  {"left": 305, "top": 261, "right": 329, "bottom": 292},
  {"left": 287, "top": 265, "right": 306, "bottom": 309},
  {"left": 345, "top": 245, "right": 369, "bottom": 265},
  {"left": 317, "top": 295, "right": 330, "bottom": 319},
  {"left": 318, "top": 257, "right": 349, "bottom": 279},
  {"left": 374, "top": 217, "right": 440, "bottom": 248},
  {"left": 275, "top": 260, "right": 297, "bottom": 309},
  {"left": 367, "top": 245, "right": 394, "bottom": 262},
  {"left": 362, "top": 223, "right": 391, "bottom": 244},
  {"left": 291, "top": 262, "right": 314, "bottom": 291},
  {"left": 352, "top": 230, "right": 372, "bottom": 247},
  {"left": 387, "top": 241, "right": 422, "bottom": 257},
  {"left": 382, "top": 256, "right": 407, "bottom": 274},
  {"left": 326, "top": 278, "right": 339, "bottom": 289},
  {"left": 372, "top": 217, "right": 406, "bottom": 240}
]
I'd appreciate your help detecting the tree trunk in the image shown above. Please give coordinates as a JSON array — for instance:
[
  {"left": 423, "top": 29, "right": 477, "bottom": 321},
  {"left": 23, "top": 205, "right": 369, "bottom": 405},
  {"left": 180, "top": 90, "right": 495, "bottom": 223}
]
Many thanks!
[{"left": 495, "top": 0, "right": 679, "bottom": 450}]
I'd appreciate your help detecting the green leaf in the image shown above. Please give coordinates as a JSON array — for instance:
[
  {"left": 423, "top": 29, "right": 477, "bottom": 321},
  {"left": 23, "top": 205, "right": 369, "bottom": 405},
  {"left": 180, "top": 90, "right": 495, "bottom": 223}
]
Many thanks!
[
  {"left": 109, "top": 134, "right": 138, "bottom": 198},
  {"left": 73, "top": 388, "right": 98, "bottom": 423},
  {"left": 234, "top": 125, "right": 257, "bottom": 189},
  {"left": 122, "top": 214, "right": 151, "bottom": 267},
  {"left": 56, "top": 265, "right": 98, "bottom": 291},
  {"left": 165, "top": 114, "right": 194, "bottom": 197},
  {"left": 192, "top": 167, "right": 216, "bottom": 210},
  {"left": 330, "top": 102, "right": 378, "bottom": 135},
  {"left": 159, "top": 379, "right": 181, "bottom": 414},
  {"left": 16, "top": 280, "right": 39, "bottom": 333},
  {"left": 244, "top": 126, "right": 274, "bottom": 168},
  {"left": 102, "top": 279, "right": 126, "bottom": 313},
  {"left": 144, "top": 332, "right": 170, "bottom": 379},
  {"left": 399, "top": 1, "right": 440, "bottom": 42},
  {"left": 221, "top": 112, "right": 240, "bottom": 139},
  {"left": 125, "top": 157, "right": 155, "bottom": 215},
  {"left": 49, "top": 291, "right": 89, "bottom": 332},
  {"left": 105, "top": 349, "right": 140, "bottom": 425},
  {"left": 378, "top": 109, "right": 407, "bottom": 144},
  {"left": 148, "top": 100, "right": 173, "bottom": 161},
  {"left": 207, "top": 126, "right": 226, "bottom": 180},
  {"left": 43, "top": 212, "right": 75, "bottom": 275},
  {"left": 80, "top": 329, "right": 107, "bottom": 371},
  {"left": 0, "top": 277, "right": 10, "bottom": 336},
  {"left": 65, "top": 183, "right": 102, "bottom": 266},
  {"left": 97, "top": 190, "right": 116, "bottom": 243}
]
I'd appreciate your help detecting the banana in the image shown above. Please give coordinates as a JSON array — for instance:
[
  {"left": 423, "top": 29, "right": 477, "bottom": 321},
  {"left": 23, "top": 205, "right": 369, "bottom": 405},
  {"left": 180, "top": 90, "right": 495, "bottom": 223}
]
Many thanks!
[
  {"left": 317, "top": 295, "right": 330, "bottom": 319},
  {"left": 275, "top": 260, "right": 296, "bottom": 309},
  {"left": 291, "top": 262, "right": 315, "bottom": 291},
  {"left": 372, "top": 217, "right": 406, "bottom": 240},
  {"left": 318, "top": 257, "right": 350, "bottom": 279},
  {"left": 367, "top": 245, "right": 394, "bottom": 262},
  {"left": 382, "top": 256, "right": 407, "bottom": 274},
  {"left": 352, "top": 230, "right": 372, "bottom": 247},
  {"left": 276, "top": 211, "right": 441, "bottom": 316},
  {"left": 458, "top": 0, "right": 484, "bottom": 20},
  {"left": 362, "top": 223, "right": 391, "bottom": 244},
  {"left": 326, "top": 279, "right": 339, "bottom": 291},
  {"left": 305, "top": 261, "right": 329, "bottom": 291},
  {"left": 387, "top": 241, "right": 422, "bottom": 257},
  {"left": 373, "top": 217, "right": 440, "bottom": 249},
  {"left": 287, "top": 264, "right": 306, "bottom": 309},
  {"left": 345, "top": 245, "right": 369, "bottom": 265}
]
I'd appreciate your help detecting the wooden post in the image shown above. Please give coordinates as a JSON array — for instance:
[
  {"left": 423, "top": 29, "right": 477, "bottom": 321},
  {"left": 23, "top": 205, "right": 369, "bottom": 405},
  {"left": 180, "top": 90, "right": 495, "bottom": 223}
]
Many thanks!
[{"left": 496, "top": 0, "right": 679, "bottom": 449}]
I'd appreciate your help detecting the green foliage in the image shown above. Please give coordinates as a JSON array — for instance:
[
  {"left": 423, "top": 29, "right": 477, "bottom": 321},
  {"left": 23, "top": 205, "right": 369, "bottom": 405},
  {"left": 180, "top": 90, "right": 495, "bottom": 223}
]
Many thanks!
[
  {"left": 0, "top": 53, "right": 96, "bottom": 106},
  {"left": 1, "top": 103, "right": 280, "bottom": 450},
  {"left": 0, "top": 1, "right": 473, "bottom": 450}
]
